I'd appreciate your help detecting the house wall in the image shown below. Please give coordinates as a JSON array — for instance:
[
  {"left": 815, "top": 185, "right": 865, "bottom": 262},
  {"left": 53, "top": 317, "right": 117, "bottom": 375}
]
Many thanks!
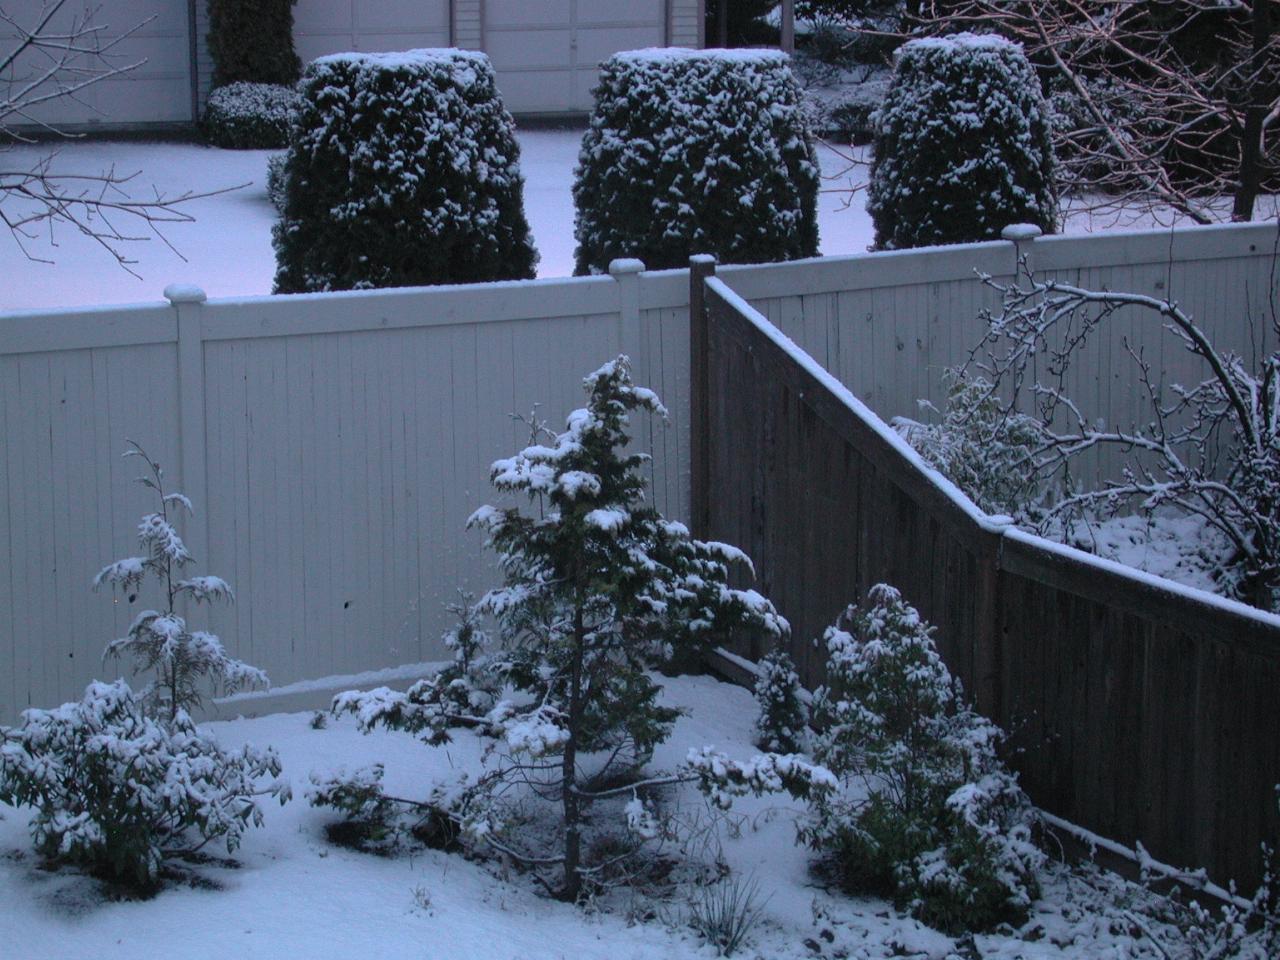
[{"left": 193, "top": 0, "right": 696, "bottom": 117}]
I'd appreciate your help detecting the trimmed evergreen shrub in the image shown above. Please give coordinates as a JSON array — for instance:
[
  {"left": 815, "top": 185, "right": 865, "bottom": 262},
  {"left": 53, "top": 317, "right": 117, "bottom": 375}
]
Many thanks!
[
  {"left": 201, "top": 82, "right": 301, "bottom": 150},
  {"left": 573, "top": 49, "right": 820, "bottom": 274},
  {"left": 273, "top": 49, "right": 538, "bottom": 293},
  {"left": 206, "top": 0, "right": 301, "bottom": 88},
  {"left": 867, "top": 33, "right": 1057, "bottom": 250}
]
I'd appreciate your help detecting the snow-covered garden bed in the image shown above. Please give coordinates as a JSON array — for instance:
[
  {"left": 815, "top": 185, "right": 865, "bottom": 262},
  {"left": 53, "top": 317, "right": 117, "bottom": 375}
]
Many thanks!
[{"left": 0, "top": 673, "right": 1265, "bottom": 960}]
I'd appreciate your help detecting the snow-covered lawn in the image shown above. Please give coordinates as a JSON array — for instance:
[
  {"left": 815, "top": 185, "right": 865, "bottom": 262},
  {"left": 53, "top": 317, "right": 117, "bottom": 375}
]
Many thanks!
[
  {"left": 1, "top": 129, "right": 1208, "bottom": 313},
  {"left": 0, "top": 672, "right": 1208, "bottom": 960}
]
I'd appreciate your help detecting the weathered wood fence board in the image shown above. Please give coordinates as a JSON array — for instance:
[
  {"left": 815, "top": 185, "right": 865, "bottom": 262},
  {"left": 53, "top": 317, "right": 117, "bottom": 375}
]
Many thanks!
[{"left": 696, "top": 273, "right": 1280, "bottom": 890}]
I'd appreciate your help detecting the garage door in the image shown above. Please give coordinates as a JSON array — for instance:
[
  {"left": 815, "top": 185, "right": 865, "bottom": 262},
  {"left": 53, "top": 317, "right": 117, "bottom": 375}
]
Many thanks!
[
  {"left": 292, "top": 0, "right": 450, "bottom": 64},
  {"left": 484, "top": 0, "right": 664, "bottom": 114},
  {"left": 3, "top": 0, "right": 192, "bottom": 128}
]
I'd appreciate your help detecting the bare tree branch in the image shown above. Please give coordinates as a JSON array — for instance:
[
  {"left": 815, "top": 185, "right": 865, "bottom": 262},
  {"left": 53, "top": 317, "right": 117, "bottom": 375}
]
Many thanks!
[{"left": 1, "top": 1, "right": 240, "bottom": 274}]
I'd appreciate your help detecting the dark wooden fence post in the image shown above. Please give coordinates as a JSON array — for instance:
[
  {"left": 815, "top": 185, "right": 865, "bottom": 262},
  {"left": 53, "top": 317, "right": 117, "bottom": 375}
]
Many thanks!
[{"left": 690, "top": 254, "right": 716, "bottom": 540}]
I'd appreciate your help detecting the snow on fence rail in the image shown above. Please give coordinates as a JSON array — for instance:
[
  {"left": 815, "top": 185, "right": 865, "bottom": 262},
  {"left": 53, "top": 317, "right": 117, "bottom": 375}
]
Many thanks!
[{"left": 694, "top": 270, "right": 1280, "bottom": 893}]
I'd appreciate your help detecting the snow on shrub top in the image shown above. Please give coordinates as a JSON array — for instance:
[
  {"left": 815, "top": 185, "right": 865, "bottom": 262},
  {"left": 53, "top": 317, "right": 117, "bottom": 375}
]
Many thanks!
[
  {"left": 867, "top": 31, "right": 1057, "bottom": 250},
  {"left": 573, "top": 48, "right": 820, "bottom": 274},
  {"left": 272, "top": 47, "right": 537, "bottom": 293}
]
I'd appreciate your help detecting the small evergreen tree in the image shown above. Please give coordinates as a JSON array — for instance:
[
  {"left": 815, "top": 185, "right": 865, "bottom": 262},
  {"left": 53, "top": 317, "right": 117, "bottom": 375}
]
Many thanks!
[
  {"left": 573, "top": 49, "right": 819, "bottom": 274},
  {"left": 867, "top": 33, "right": 1057, "bottom": 250},
  {"left": 0, "top": 443, "right": 288, "bottom": 888},
  {"left": 803, "top": 584, "right": 1043, "bottom": 934},
  {"left": 336, "top": 357, "right": 789, "bottom": 901},
  {"left": 273, "top": 49, "right": 537, "bottom": 293},
  {"left": 753, "top": 647, "right": 808, "bottom": 754},
  {"left": 94, "top": 443, "right": 266, "bottom": 722},
  {"left": 206, "top": 0, "right": 301, "bottom": 88}
]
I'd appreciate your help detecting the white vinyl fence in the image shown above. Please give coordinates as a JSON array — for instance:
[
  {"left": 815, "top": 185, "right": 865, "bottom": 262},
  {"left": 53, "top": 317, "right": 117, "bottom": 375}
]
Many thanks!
[
  {"left": 0, "top": 264, "right": 691, "bottom": 723},
  {"left": 3, "top": 221, "right": 1275, "bottom": 722},
  {"left": 722, "top": 221, "right": 1280, "bottom": 485}
]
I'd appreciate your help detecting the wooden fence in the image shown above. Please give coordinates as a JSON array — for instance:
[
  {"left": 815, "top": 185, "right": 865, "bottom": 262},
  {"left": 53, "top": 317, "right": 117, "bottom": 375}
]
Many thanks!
[{"left": 694, "top": 271, "right": 1280, "bottom": 891}]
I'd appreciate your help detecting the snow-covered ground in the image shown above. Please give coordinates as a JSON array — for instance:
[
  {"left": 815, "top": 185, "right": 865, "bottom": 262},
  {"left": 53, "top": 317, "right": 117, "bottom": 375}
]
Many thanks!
[
  {"left": 0, "top": 672, "right": 1198, "bottom": 960},
  {"left": 1, "top": 129, "right": 1231, "bottom": 313}
]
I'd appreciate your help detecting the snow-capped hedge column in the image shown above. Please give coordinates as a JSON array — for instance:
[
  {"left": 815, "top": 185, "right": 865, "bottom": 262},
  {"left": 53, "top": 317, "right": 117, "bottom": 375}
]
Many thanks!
[
  {"left": 573, "top": 49, "right": 820, "bottom": 274},
  {"left": 867, "top": 33, "right": 1057, "bottom": 250},
  {"left": 273, "top": 49, "right": 538, "bottom": 293}
]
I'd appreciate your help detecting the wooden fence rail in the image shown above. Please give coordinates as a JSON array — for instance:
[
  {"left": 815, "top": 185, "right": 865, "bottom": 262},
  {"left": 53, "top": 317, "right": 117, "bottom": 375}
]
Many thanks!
[{"left": 695, "top": 270, "right": 1280, "bottom": 891}]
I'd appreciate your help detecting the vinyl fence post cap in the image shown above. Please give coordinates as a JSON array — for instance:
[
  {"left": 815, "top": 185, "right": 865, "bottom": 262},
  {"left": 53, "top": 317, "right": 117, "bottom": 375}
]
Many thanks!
[
  {"left": 608, "top": 258, "right": 645, "bottom": 276},
  {"left": 163, "top": 283, "right": 207, "bottom": 304},
  {"left": 1001, "top": 224, "right": 1043, "bottom": 242}
]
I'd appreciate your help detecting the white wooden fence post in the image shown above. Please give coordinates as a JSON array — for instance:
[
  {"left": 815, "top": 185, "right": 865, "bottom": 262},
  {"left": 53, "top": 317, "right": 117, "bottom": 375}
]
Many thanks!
[
  {"left": 165, "top": 283, "right": 210, "bottom": 566},
  {"left": 609, "top": 257, "right": 645, "bottom": 364}
]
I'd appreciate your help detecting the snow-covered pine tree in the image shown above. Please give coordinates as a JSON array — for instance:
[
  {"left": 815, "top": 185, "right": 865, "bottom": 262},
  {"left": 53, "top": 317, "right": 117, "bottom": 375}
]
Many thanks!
[
  {"left": 94, "top": 442, "right": 267, "bottom": 722},
  {"left": 803, "top": 584, "right": 1043, "bottom": 934},
  {"left": 0, "top": 443, "right": 288, "bottom": 888},
  {"left": 753, "top": 647, "right": 808, "bottom": 754},
  {"left": 337, "top": 357, "right": 790, "bottom": 901},
  {"left": 868, "top": 33, "right": 1057, "bottom": 250}
]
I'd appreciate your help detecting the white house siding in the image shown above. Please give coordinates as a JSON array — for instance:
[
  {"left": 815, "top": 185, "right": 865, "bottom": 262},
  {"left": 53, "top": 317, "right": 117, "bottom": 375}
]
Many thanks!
[
  {"left": 3, "top": 0, "right": 193, "bottom": 128},
  {"left": 670, "top": 0, "right": 703, "bottom": 48}
]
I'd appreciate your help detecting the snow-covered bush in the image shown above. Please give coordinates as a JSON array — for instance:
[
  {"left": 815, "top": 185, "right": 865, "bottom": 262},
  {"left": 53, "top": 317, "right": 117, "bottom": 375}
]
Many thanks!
[
  {"left": 803, "top": 585, "right": 1043, "bottom": 934},
  {"left": 0, "top": 680, "right": 286, "bottom": 888},
  {"left": 206, "top": 0, "right": 301, "bottom": 88},
  {"left": 201, "top": 82, "right": 300, "bottom": 150},
  {"left": 333, "top": 357, "right": 791, "bottom": 901},
  {"left": 753, "top": 647, "right": 808, "bottom": 754},
  {"left": 0, "top": 442, "right": 289, "bottom": 888},
  {"left": 893, "top": 368, "right": 1044, "bottom": 518},
  {"left": 273, "top": 49, "right": 537, "bottom": 293},
  {"left": 573, "top": 49, "right": 819, "bottom": 274},
  {"left": 94, "top": 442, "right": 267, "bottom": 721},
  {"left": 266, "top": 152, "right": 287, "bottom": 213},
  {"left": 867, "top": 33, "right": 1057, "bottom": 250}
]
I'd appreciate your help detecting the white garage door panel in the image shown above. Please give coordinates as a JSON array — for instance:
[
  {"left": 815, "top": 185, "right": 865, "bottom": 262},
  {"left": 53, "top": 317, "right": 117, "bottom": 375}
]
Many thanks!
[
  {"left": 577, "top": 0, "right": 659, "bottom": 25},
  {"left": 486, "top": 0, "right": 572, "bottom": 26},
  {"left": 294, "top": 0, "right": 449, "bottom": 56},
  {"left": 485, "top": 1, "right": 666, "bottom": 113},
  {"left": 577, "top": 26, "right": 664, "bottom": 67},
  {"left": 496, "top": 70, "right": 574, "bottom": 114},
  {"left": 3, "top": 3, "right": 192, "bottom": 128},
  {"left": 352, "top": 33, "right": 451, "bottom": 53},
  {"left": 294, "top": 0, "right": 354, "bottom": 31},
  {"left": 359, "top": 0, "right": 448, "bottom": 31},
  {"left": 93, "top": 77, "right": 191, "bottom": 123},
  {"left": 486, "top": 31, "right": 573, "bottom": 70},
  {"left": 111, "top": 36, "right": 191, "bottom": 76}
]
